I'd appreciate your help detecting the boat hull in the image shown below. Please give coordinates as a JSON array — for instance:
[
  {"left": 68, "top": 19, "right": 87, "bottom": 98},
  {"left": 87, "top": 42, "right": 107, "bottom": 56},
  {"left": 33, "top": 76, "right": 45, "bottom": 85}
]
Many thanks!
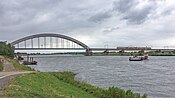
[
  {"left": 23, "top": 61, "right": 37, "bottom": 65},
  {"left": 129, "top": 57, "right": 143, "bottom": 61}
]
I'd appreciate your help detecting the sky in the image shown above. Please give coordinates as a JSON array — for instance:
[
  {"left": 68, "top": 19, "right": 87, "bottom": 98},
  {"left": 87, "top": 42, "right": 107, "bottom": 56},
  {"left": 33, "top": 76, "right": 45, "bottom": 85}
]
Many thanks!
[{"left": 0, "top": 0, "right": 175, "bottom": 48}]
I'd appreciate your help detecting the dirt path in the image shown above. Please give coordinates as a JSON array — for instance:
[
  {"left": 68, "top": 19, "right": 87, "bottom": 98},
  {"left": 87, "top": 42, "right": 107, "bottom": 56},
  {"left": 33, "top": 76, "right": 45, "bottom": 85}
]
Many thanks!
[{"left": 2, "top": 60, "right": 16, "bottom": 72}]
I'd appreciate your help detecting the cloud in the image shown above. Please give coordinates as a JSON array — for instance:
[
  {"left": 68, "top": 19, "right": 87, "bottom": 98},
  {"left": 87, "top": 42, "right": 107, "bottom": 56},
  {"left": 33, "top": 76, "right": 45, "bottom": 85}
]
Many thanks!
[
  {"left": 0, "top": 0, "right": 175, "bottom": 48},
  {"left": 88, "top": 11, "right": 112, "bottom": 23},
  {"left": 113, "top": 0, "right": 137, "bottom": 13},
  {"left": 113, "top": 0, "right": 157, "bottom": 24},
  {"left": 103, "top": 27, "right": 120, "bottom": 32}
]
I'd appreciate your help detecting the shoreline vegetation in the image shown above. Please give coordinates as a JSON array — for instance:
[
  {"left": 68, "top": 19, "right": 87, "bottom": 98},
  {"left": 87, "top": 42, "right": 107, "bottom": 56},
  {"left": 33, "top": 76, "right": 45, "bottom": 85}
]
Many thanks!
[{"left": 4, "top": 72, "right": 147, "bottom": 98}]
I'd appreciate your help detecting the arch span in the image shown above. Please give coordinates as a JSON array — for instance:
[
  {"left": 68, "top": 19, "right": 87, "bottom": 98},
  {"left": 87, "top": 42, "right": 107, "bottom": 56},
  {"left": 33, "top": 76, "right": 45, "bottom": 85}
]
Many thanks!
[{"left": 10, "top": 33, "right": 90, "bottom": 50}]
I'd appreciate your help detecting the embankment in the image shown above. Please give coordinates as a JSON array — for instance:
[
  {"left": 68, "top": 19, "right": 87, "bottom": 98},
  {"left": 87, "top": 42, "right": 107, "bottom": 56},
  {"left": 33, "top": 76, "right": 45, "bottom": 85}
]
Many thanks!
[{"left": 4, "top": 72, "right": 147, "bottom": 98}]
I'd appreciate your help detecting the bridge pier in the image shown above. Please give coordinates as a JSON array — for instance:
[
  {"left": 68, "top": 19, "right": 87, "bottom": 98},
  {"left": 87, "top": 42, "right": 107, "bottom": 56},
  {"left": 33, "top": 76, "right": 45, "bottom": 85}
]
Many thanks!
[
  {"left": 85, "top": 49, "right": 92, "bottom": 56},
  {"left": 103, "top": 49, "right": 109, "bottom": 55}
]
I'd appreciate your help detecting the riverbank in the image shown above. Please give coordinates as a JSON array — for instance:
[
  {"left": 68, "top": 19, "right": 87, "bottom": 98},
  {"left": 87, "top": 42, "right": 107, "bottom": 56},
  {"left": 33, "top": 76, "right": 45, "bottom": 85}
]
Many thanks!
[
  {"left": 6, "top": 58, "right": 34, "bottom": 71},
  {"left": 0, "top": 55, "right": 34, "bottom": 71},
  {"left": 3, "top": 72, "right": 147, "bottom": 98}
]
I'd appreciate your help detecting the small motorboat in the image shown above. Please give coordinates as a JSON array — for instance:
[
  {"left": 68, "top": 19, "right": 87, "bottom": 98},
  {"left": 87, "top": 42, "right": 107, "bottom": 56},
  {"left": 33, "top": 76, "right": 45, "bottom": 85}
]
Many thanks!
[
  {"left": 129, "top": 53, "right": 149, "bottom": 61},
  {"left": 129, "top": 56, "right": 143, "bottom": 61},
  {"left": 22, "top": 56, "right": 37, "bottom": 65},
  {"left": 23, "top": 61, "right": 37, "bottom": 65}
]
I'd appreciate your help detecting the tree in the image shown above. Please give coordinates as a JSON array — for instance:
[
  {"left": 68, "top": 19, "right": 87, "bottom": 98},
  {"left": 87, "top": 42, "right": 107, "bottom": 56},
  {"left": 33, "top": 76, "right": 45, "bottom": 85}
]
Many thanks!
[{"left": 0, "top": 42, "right": 14, "bottom": 58}]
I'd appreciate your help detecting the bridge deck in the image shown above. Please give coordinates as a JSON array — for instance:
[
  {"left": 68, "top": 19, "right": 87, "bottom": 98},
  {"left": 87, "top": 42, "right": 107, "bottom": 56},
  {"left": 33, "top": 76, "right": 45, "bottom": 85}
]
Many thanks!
[{"left": 14, "top": 48, "right": 175, "bottom": 51}]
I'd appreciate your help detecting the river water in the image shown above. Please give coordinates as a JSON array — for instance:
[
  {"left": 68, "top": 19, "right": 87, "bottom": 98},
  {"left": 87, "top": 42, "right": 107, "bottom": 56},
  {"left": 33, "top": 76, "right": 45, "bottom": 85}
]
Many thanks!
[{"left": 28, "top": 55, "right": 175, "bottom": 98}]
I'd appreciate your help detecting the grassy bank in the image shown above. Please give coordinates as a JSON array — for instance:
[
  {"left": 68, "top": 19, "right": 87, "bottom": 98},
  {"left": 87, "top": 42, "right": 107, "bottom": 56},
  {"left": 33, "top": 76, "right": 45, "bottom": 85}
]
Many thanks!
[
  {"left": 4, "top": 72, "right": 147, "bottom": 98},
  {"left": 4, "top": 72, "right": 96, "bottom": 98},
  {"left": 6, "top": 58, "right": 34, "bottom": 71}
]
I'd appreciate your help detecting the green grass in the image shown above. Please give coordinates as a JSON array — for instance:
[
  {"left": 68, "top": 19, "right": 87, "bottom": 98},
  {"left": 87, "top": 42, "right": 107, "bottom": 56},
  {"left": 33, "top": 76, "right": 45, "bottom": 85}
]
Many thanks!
[
  {"left": 4, "top": 72, "right": 96, "bottom": 98},
  {"left": 4, "top": 72, "right": 147, "bottom": 98},
  {"left": 7, "top": 58, "right": 34, "bottom": 71},
  {"left": 148, "top": 51, "right": 175, "bottom": 56},
  {"left": 0, "top": 63, "right": 3, "bottom": 71}
]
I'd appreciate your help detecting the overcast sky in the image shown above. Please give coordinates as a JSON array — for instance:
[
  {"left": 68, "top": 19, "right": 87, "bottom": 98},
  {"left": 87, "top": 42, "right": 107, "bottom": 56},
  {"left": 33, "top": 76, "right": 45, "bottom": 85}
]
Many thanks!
[{"left": 0, "top": 0, "right": 175, "bottom": 48}]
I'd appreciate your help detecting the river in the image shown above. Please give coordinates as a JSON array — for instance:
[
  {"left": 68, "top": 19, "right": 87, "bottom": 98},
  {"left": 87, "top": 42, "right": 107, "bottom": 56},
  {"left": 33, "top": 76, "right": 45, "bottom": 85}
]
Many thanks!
[{"left": 28, "top": 55, "right": 175, "bottom": 98}]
